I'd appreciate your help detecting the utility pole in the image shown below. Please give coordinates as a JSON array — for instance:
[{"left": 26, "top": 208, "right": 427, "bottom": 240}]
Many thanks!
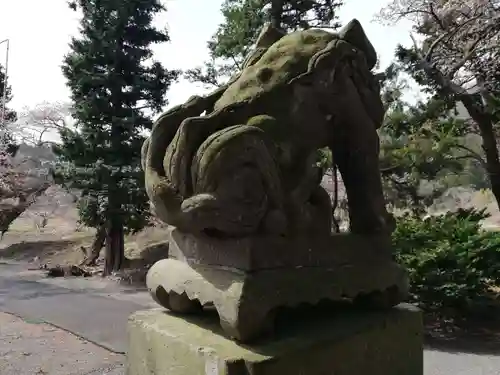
[{"left": 0, "top": 38, "right": 10, "bottom": 127}]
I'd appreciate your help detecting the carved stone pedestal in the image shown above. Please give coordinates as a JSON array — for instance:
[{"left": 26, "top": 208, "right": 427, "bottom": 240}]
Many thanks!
[
  {"left": 126, "top": 304, "right": 423, "bottom": 375},
  {"left": 146, "top": 227, "right": 409, "bottom": 343}
]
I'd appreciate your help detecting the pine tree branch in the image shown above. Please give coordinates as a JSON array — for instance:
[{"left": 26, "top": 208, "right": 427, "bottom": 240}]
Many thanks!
[{"left": 451, "top": 144, "right": 487, "bottom": 168}]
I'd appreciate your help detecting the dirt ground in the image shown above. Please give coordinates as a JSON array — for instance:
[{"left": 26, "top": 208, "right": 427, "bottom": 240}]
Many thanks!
[{"left": 0, "top": 211, "right": 170, "bottom": 285}]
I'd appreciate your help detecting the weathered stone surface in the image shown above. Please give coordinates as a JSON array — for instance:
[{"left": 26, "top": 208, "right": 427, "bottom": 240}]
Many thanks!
[
  {"left": 146, "top": 256, "right": 409, "bottom": 342},
  {"left": 167, "top": 226, "right": 393, "bottom": 271},
  {"left": 126, "top": 304, "right": 423, "bottom": 375},
  {"left": 140, "top": 15, "right": 413, "bottom": 350},
  {"left": 142, "top": 18, "right": 393, "bottom": 238}
]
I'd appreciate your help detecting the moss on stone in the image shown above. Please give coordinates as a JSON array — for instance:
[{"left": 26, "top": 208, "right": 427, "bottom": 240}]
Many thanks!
[{"left": 214, "top": 29, "right": 337, "bottom": 110}]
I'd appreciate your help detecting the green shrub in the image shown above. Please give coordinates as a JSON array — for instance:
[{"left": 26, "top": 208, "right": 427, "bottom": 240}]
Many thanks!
[{"left": 393, "top": 208, "right": 500, "bottom": 310}]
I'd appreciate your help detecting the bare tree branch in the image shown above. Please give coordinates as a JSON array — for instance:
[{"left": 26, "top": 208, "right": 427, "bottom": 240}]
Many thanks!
[{"left": 16, "top": 102, "right": 75, "bottom": 146}]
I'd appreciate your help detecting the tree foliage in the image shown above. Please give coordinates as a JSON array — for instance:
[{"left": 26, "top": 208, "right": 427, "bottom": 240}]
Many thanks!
[
  {"left": 185, "top": 0, "right": 343, "bottom": 87},
  {"left": 377, "top": 58, "right": 500, "bottom": 214},
  {"left": 377, "top": 0, "right": 500, "bottom": 211},
  {"left": 56, "top": 0, "right": 179, "bottom": 272},
  {"left": 379, "top": 65, "right": 465, "bottom": 212}
]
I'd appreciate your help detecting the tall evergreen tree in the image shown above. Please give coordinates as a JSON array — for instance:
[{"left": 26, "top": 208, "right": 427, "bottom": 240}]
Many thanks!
[
  {"left": 56, "top": 0, "right": 179, "bottom": 274},
  {"left": 185, "top": 0, "right": 343, "bottom": 87}
]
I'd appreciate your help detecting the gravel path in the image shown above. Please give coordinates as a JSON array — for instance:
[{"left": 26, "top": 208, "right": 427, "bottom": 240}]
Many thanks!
[{"left": 0, "top": 312, "right": 124, "bottom": 375}]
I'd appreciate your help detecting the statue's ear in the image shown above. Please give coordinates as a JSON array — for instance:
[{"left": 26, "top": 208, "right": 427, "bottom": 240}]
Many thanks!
[
  {"left": 242, "top": 23, "right": 286, "bottom": 69},
  {"left": 254, "top": 22, "right": 286, "bottom": 49},
  {"left": 339, "top": 19, "right": 377, "bottom": 70}
]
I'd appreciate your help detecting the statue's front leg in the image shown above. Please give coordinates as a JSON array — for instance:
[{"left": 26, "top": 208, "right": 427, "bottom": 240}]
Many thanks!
[
  {"left": 324, "top": 52, "right": 395, "bottom": 236},
  {"left": 331, "top": 127, "right": 393, "bottom": 235},
  {"left": 329, "top": 75, "right": 394, "bottom": 235}
]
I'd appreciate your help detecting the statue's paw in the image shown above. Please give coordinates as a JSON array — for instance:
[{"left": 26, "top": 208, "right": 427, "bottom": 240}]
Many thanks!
[{"left": 145, "top": 175, "right": 183, "bottom": 225}]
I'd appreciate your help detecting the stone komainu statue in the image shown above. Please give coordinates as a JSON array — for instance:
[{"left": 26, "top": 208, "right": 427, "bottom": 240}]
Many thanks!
[
  {"left": 142, "top": 20, "right": 409, "bottom": 344},
  {"left": 142, "top": 19, "right": 393, "bottom": 238}
]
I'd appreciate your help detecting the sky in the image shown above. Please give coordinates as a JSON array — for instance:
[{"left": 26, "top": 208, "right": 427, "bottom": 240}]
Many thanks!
[{"left": 0, "top": 0, "right": 417, "bottom": 112}]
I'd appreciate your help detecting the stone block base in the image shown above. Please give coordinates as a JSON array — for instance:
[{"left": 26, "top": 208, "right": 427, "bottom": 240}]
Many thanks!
[
  {"left": 146, "top": 228, "right": 409, "bottom": 343},
  {"left": 126, "top": 304, "right": 423, "bottom": 375}
]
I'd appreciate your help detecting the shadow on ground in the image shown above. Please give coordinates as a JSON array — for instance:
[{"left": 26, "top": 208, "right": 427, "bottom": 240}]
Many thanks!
[
  {"left": 424, "top": 314, "right": 500, "bottom": 355},
  {"left": 0, "top": 240, "right": 80, "bottom": 262}
]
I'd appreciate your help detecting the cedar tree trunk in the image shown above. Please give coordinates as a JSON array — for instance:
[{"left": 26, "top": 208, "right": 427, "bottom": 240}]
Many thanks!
[
  {"left": 459, "top": 94, "right": 500, "bottom": 211},
  {"left": 103, "top": 216, "right": 125, "bottom": 276}
]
